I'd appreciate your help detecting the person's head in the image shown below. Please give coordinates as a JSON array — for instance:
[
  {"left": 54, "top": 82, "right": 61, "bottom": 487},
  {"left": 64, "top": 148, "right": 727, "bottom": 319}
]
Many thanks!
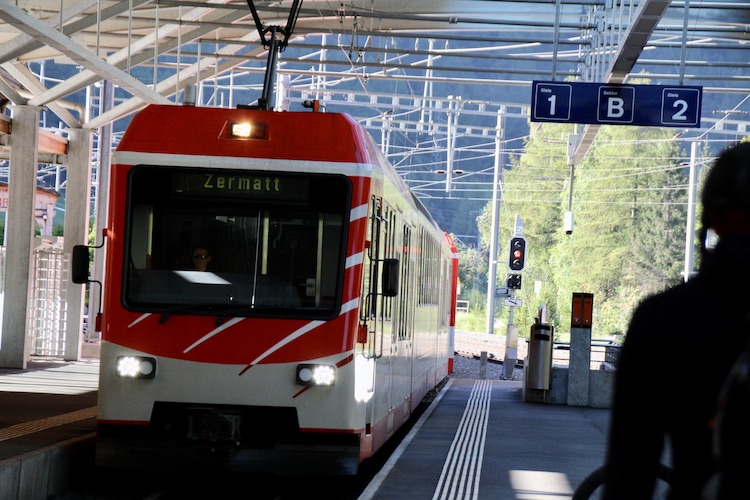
[
  {"left": 192, "top": 246, "right": 212, "bottom": 271},
  {"left": 701, "top": 142, "right": 750, "bottom": 240}
]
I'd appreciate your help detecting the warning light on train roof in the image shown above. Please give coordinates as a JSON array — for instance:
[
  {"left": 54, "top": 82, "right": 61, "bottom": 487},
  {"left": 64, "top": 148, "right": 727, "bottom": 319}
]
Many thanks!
[
  {"left": 228, "top": 121, "right": 268, "bottom": 140},
  {"left": 231, "top": 122, "right": 252, "bottom": 138}
]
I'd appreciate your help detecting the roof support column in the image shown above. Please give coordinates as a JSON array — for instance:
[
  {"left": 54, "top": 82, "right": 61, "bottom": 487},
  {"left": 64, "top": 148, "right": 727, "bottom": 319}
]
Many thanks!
[
  {"left": 0, "top": 105, "right": 41, "bottom": 368},
  {"left": 63, "top": 128, "right": 92, "bottom": 361}
]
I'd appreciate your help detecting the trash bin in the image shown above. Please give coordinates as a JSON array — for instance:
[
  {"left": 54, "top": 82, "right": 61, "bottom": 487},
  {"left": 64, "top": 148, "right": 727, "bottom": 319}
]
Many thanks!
[{"left": 526, "top": 323, "right": 553, "bottom": 390}]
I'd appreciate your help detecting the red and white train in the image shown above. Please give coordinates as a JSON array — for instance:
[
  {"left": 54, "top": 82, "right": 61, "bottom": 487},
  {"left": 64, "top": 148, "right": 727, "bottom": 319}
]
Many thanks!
[{"left": 77, "top": 100, "right": 458, "bottom": 474}]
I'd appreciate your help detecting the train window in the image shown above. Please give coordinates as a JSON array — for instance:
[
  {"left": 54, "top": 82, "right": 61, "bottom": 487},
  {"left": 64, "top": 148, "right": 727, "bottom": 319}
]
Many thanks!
[{"left": 122, "top": 166, "right": 350, "bottom": 319}]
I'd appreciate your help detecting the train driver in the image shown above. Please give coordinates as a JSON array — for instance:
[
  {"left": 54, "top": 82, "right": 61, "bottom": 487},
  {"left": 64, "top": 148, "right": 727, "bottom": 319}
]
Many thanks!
[{"left": 191, "top": 246, "right": 212, "bottom": 272}]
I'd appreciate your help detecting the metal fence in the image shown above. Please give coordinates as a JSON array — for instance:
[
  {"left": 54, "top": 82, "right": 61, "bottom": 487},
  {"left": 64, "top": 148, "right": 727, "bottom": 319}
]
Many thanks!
[
  {"left": 551, "top": 341, "right": 622, "bottom": 370},
  {"left": 29, "top": 245, "right": 69, "bottom": 357}
]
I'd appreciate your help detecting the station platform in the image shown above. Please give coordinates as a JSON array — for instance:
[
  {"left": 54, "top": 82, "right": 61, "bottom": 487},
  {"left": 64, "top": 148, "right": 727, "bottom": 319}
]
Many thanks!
[
  {"left": 360, "top": 378, "right": 611, "bottom": 500},
  {"left": 0, "top": 358, "right": 98, "bottom": 499},
  {"left": 0, "top": 363, "right": 611, "bottom": 499}
]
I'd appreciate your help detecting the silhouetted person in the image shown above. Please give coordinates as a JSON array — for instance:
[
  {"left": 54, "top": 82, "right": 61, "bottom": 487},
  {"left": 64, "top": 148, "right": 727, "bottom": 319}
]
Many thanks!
[
  {"left": 705, "top": 334, "right": 750, "bottom": 499},
  {"left": 602, "top": 142, "right": 750, "bottom": 499}
]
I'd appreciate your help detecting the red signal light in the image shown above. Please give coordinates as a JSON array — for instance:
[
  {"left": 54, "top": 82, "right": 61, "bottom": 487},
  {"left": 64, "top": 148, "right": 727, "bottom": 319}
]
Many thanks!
[{"left": 508, "top": 237, "right": 526, "bottom": 271}]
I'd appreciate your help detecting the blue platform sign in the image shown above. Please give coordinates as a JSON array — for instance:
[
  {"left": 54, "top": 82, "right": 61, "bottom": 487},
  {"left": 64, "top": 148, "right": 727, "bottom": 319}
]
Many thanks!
[{"left": 531, "top": 81, "right": 702, "bottom": 128}]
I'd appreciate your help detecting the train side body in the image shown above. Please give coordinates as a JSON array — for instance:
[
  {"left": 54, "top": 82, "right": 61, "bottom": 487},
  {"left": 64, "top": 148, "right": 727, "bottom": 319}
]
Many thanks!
[{"left": 96, "top": 104, "right": 456, "bottom": 474}]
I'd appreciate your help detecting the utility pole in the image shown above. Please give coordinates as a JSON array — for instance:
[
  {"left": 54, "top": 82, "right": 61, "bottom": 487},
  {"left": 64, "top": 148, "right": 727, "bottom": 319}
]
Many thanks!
[
  {"left": 503, "top": 215, "right": 525, "bottom": 379},
  {"left": 485, "top": 109, "right": 505, "bottom": 334},
  {"left": 684, "top": 141, "right": 701, "bottom": 281}
]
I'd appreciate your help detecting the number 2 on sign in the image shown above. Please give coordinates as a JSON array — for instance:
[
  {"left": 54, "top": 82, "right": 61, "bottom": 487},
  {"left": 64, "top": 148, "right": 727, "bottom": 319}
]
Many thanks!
[{"left": 672, "top": 99, "right": 688, "bottom": 121}]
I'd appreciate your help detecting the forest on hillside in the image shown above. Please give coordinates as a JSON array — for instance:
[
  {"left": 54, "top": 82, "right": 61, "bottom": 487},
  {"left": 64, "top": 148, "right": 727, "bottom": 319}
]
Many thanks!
[{"left": 457, "top": 122, "right": 737, "bottom": 338}]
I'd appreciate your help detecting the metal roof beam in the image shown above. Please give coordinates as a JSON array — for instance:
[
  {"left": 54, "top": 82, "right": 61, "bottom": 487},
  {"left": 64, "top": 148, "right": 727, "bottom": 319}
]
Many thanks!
[
  {"left": 265, "top": 5, "right": 595, "bottom": 31},
  {"left": 0, "top": 2, "right": 170, "bottom": 106},
  {"left": 29, "top": 5, "right": 249, "bottom": 106},
  {"left": 0, "top": 74, "right": 25, "bottom": 105},
  {"left": 572, "top": 0, "right": 672, "bottom": 165},
  {"left": 178, "top": 49, "right": 580, "bottom": 79},
  {"left": 2, "top": 62, "right": 82, "bottom": 127},
  {"left": 0, "top": 0, "right": 99, "bottom": 65},
  {"left": 268, "top": 26, "right": 587, "bottom": 46},
  {"left": 85, "top": 33, "right": 265, "bottom": 130}
]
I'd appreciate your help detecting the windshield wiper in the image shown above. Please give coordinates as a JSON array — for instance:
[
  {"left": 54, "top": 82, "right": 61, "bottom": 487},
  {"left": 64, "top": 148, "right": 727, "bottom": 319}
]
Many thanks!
[
  {"left": 213, "top": 304, "right": 256, "bottom": 326},
  {"left": 158, "top": 303, "right": 225, "bottom": 324}
]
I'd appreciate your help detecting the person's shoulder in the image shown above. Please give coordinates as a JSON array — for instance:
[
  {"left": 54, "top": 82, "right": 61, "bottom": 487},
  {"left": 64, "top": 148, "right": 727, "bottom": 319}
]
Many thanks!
[
  {"left": 639, "top": 273, "right": 714, "bottom": 306},
  {"left": 628, "top": 278, "right": 709, "bottom": 334}
]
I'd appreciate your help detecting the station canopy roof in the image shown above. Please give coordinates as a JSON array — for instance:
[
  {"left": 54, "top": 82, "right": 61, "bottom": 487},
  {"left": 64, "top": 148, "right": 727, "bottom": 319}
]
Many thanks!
[{"left": 0, "top": 1, "right": 748, "bottom": 197}]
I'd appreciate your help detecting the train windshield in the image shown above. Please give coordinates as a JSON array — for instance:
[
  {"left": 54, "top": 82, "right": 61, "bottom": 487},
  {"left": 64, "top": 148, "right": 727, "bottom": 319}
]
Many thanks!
[{"left": 122, "top": 166, "right": 350, "bottom": 319}]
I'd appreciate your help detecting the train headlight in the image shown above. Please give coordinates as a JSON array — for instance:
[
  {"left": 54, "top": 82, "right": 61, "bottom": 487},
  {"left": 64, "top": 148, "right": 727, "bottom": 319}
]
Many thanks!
[
  {"left": 296, "top": 364, "right": 336, "bottom": 387},
  {"left": 116, "top": 356, "right": 156, "bottom": 379}
]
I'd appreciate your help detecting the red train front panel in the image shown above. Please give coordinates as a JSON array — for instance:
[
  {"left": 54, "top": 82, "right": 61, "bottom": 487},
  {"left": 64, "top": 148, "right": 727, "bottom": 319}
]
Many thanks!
[{"left": 94, "top": 104, "right": 453, "bottom": 473}]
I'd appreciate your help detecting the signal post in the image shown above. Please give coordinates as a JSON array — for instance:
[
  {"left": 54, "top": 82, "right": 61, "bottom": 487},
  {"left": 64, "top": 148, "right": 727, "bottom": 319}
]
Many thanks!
[
  {"left": 503, "top": 216, "right": 526, "bottom": 378},
  {"left": 568, "top": 293, "right": 594, "bottom": 406}
]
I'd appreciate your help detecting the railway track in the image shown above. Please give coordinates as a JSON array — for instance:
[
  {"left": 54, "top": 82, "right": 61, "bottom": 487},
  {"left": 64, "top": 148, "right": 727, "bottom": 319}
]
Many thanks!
[
  {"left": 453, "top": 330, "right": 528, "bottom": 363},
  {"left": 454, "top": 330, "right": 618, "bottom": 369},
  {"left": 55, "top": 467, "right": 366, "bottom": 499}
]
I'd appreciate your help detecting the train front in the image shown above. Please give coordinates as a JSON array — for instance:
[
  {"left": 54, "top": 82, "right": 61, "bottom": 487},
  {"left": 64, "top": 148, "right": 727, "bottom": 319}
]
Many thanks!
[{"left": 95, "top": 104, "right": 373, "bottom": 474}]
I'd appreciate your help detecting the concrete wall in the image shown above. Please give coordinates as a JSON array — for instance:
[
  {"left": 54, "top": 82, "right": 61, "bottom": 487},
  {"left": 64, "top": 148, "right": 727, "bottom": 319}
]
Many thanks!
[
  {"left": 523, "top": 364, "right": 615, "bottom": 409},
  {"left": 0, "top": 434, "right": 94, "bottom": 500}
]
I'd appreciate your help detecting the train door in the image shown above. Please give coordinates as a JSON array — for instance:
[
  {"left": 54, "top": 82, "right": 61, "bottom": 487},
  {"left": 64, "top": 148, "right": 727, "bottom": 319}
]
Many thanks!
[
  {"left": 360, "top": 196, "right": 394, "bottom": 435},
  {"left": 392, "top": 222, "right": 415, "bottom": 425},
  {"left": 381, "top": 205, "right": 398, "bottom": 434}
]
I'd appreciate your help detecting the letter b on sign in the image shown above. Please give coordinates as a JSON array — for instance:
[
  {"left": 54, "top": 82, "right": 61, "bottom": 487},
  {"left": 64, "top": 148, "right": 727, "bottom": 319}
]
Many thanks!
[
  {"left": 598, "top": 86, "right": 634, "bottom": 124},
  {"left": 607, "top": 98, "right": 624, "bottom": 118}
]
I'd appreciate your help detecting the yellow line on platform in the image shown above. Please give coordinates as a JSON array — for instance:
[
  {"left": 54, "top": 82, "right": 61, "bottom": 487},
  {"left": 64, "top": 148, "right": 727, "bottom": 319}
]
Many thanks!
[{"left": 0, "top": 406, "right": 97, "bottom": 442}]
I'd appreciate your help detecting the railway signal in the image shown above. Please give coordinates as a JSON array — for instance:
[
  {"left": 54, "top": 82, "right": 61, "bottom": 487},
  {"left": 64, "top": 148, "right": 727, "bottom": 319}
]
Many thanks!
[
  {"left": 507, "top": 273, "right": 522, "bottom": 290},
  {"left": 508, "top": 237, "right": 527, "bottom": 271}
]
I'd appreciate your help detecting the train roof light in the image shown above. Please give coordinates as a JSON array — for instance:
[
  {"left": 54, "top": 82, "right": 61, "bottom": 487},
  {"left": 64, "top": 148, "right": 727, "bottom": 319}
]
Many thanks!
[
  {"left": 228, "top": 121, "right": 268, "bottom": 140},
  {"left": 231, "top": 122, "right": 252, "bottom": 138}
]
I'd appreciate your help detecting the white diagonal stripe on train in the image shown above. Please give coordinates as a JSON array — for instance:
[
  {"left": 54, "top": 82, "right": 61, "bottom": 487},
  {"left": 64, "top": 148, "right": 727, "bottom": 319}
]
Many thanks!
[
  {"left": 183, "top": 316, "right": 245, "bottom": 353},
  {"left": 432, "top": 380, "right": 492, "bottom": 500},
  {"left": 339, "top": 297, "right": 359, "bottom": 314},
  {"left": 346, "top": 252, "right": 363, "bottom": 268},
  {"left": 345, "top": 204, "right": 368, "bottom": 267},
  {"left": 128, "top": 313, "right": 151, "bottom": 328},
  {"left": 350, "top": 203, "right": 368, "bottom": 221},
  {"left": 183, "top": 297, "right": 358, "bottom": 356},
  {"left": 245, "top": 298, "right": 360, "bottom": 367}
]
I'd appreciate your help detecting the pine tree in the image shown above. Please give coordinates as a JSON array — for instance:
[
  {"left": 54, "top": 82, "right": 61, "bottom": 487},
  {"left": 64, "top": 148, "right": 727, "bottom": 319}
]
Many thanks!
[{"left": 477, "top": 121, "right": 688, "bottom": 337}]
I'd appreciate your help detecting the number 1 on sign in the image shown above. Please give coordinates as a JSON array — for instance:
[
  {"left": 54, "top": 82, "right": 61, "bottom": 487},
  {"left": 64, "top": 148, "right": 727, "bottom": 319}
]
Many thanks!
[{"left": 548, "top": 94, "right": 556, "bottom": 115}]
